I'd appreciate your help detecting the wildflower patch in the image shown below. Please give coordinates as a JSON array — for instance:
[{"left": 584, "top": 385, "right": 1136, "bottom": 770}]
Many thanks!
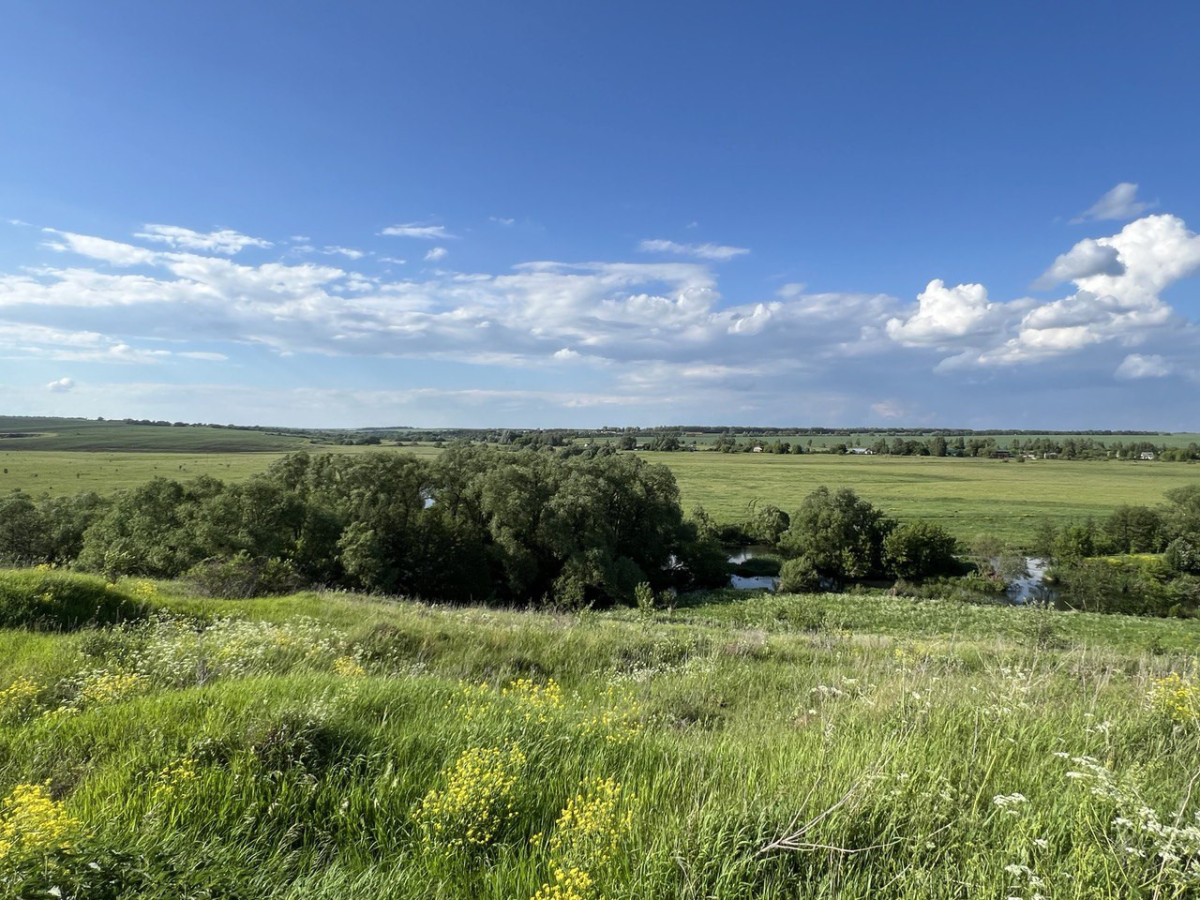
[
  {"left": 0, "top": 781, "right": 80, "bottom": 865},
  {"left": 414, "top": 744, "right": 526, "bottom": 850}
]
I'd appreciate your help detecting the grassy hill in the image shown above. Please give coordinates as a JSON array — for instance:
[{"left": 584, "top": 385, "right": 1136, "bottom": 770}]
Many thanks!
[
  {"left": 1, "top": 570, "right": 1199, "bottom": 898},
  {"left": 0, "top": 417, "right": 314, "bottom": 452}
]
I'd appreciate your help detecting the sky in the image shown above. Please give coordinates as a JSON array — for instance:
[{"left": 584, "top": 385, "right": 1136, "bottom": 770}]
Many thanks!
[{"left": 2, "top": 1, "right": 1199, "bottom": 430}]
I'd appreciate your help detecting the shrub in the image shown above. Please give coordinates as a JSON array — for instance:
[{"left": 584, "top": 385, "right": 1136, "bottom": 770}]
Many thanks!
[
  {"left": 1164, "top": 537, "right": 1200, "bottom": 575},
  {"left": 0, "top": 570, "right": 149, "bottom": 631},
  {"left": 186, "top": 553, "right": 305, "bottom": 599},
  {"left": 778, "top": 487, "right": 894, "bottom": 580},
  {"left": 778, "top": 557, "right": 821, "bottom": 593},
  {"left": 883, "top": 520, "right": 959, "bottom": 579}
]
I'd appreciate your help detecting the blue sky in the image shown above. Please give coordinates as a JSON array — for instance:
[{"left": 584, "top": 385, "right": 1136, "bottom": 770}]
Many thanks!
[{"left": 2, "top": 1, "right": 1199, "bottom": 428}]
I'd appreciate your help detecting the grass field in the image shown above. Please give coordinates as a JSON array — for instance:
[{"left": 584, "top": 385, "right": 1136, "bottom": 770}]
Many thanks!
[
  {"left": 0, "top": 417, "right": 313, "bottom": 452},
  {"left": 654, "top": 452, "right": 1200, "bottom": 545},
  {"left": 2, "top": 570, "right": 1200, "bottom": 898},
  {"left": 2, "top": 442, "right": 1197, "bottom": 547}
]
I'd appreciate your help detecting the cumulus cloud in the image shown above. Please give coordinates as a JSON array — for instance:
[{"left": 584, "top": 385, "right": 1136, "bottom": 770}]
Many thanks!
[
  {"left": 886, "top": 280, "right": 1002, "bottom": 346},
  {"left": 902, "top": 215, "right": 1200, "bottom": 371},
  {"left": 47, "top": 376, "right": 74, "bottom": 392},
  {"left": 1034, "top": 239, "right": 1124, "bottom": 289},
  {"left": 381, "top": 223, "right": 455, "bottom": 239},
  {"left": 1115, "top": 354, "right": 1172, "bottom": 379},
  {"left": 135, "top": 224, "right": 272, "bottom": 254},
  {"left": 638, "top": 239, "right": 749, "bottom": 261},
  {"left": 1071, "top": 183, "right": 1155, "bottom": 223},
  {"left": 424, "top": 247, "right": 448, "bottom": 262},
  {"left": 6, "top": 212, "right": 1200, "bottom": 427}
]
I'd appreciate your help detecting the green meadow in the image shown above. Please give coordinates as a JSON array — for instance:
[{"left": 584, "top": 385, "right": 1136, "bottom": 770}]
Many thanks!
[
  {"left": 655, "top": 453, "right": 1200, "bottom": 545},
  {"left": 2, "top": 570, "right": 1199, "bottom": 898},
  {"left": 2, "top": 442, "right": 1197, "bottom": 546}
]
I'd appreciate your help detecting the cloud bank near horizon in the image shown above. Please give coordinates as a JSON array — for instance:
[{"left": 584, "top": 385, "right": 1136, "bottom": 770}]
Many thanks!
[{"left": 2, "top": 202, "right": 1199, "bottom": 427}]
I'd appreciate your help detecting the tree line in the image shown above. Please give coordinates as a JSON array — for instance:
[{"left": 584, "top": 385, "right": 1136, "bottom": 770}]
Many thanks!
[{"left": 0, "top": 448, "right": 729, "bottom": 605}]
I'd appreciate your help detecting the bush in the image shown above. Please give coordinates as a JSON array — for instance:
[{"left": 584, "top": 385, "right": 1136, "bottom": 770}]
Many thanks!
[
  {"left": 778, "top": 557, "right": 821, "bottom": 593},
  {"left": 1164, "top": 538, "right": 1200, "bottom": 575},
  {"left": 778, "top": 487, "right": 894, "bottom": 580},
  {"left": 883, "top": 520, "right": 959, "bottom": 579},
  {"left": 0, "top": 570, "right": 149, "bottom": 631},
  {"left": 186, "top": 553, "right": 306, "bottom": 599}
]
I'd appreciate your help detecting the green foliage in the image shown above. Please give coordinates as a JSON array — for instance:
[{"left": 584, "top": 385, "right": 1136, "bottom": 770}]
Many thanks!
[
  {"left": 1103, "top": 504, "right": 1165, "bottom": 553},
  {"left": 5, "top": 582, "right": 1200, "bottom": 898},
  {"left": 883, "top": 520, "right": 959, "bottom": 579},
  {"left": 1163, "top": 484, "right": 1200, "bottom": 540},
  {"left": 777, "top": 556, "right": 821, "bottom": 593},
  {"left": 0, "top": 569, "right": 148, "bottom": 631},
  {"left": 186, "top": 553, "right": 304, "bottom": 599},
  {"left": 778, "top": 487, "right": 895, "bottom": 581},
  {"left": 742, "top": 502, "right": 789, "bottom": 545},
  {"left": 1052, "top": 556, "right": 1191, "bottom": 617},
  {"left": 1165, "top": 537, "right": 1200, "bottom": 574}
]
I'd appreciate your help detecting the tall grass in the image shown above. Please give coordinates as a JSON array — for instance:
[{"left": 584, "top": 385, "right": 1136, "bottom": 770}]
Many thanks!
[{"left": 1, "top": 581, "right": 1198, "bottom": 897}]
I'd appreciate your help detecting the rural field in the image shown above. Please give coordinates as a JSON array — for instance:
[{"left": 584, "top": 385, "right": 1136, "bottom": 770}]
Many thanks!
[
  {"left": 658, "top": 453, "right": 1200, "bottom": 545},
  {"left": 2, "top": 570, "right": 1199, "bottom": 898},
  {"left": 3, "top": 438, "right": 1198, "bottom": 546}
]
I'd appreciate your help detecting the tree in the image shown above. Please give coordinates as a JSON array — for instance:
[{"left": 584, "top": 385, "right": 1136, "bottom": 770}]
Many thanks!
[
  {"left": 76, "top": 478, "right": 210, "bottom": 577},
  {"left": 1103, "top": 505, "right": 1165, "bottom": 554},
  {"left": 883, "top": 520, "right": 959, "bottom": 579},
  {"left": 778, "top": 487, "right": 895, "bottom": 581}
]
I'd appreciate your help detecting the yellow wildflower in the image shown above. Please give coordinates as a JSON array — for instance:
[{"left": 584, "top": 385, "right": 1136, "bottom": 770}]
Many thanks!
[
  {"left": 531, "top": 866, "right": 595, "bottom": 900},
  {"left": 77, "top": 671, "right": 147, "bottom": 707},
  {"left": 1148, "top": 671, "right": 1200, "bottom": 723},
  {"left": 0, "top": 676, "right": 41, "bottom": 724},
  {"left": 547, "top": 777, "right": 634, "bottom": 870},
  {"left": 414, "top": 744, "right": 526, "bottom": 849},
  {"left": 333, "top": 656, "right": 366, "bottom": 678},
  {"left": 0, "top": 781, "right": 79, "bottom": 862}
]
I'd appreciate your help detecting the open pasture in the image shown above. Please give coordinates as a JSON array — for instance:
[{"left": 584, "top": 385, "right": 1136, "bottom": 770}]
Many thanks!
[
  {"left": 0, "top": 416, "right": 311, "bottom": 452},
  {"left": 1, "top": 441, "right": 1196, "bottom": 546},
  {"left": 653, "top": 452, "right": 1200, "bottom": 544},
  {"left": 0, "top": 445, "right": 443, "bottom": 498}
]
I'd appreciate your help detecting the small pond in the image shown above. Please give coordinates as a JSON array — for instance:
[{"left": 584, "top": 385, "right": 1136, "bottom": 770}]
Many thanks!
[
  {"left": 1006, "top": 557, "right": 1058, "bottom": 605},
  {"left": 727, "top": 546, "right": 780, "bottom": 591}
]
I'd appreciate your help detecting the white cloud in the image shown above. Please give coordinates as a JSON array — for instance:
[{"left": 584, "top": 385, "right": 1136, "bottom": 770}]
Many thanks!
[
  {"left": 638, "top": 239, "right": 749, "bottom": 261},
  {"left": 135, "top": 224, "right": 272, "bottom": 254},
  {"left": 871, "top": 400, "right": 905, "bottom": 419},
  {"left": 379, "top": 257, "right": 407, "bottom": 265},
  {"left": 1034, "top": 238, "right": 1124, "bottom": 288},
  {"left": 1071, "top": 183, "right": 1155, "bottom": 223},
  {"left": 886, "top": 280, "right": 1002, "bottom": 346},
  {"left": 424, "top": 247, "right": 448, "bottom": 262},
  {"left": 906, "top": 215, "right": 1200, "bottom": 370},
  {"left": 381, "top": 223, "right": 455, "bottom": 240},
  {"left": 489, "top": 217, "right": 515, "bottom": 227},
  {"left": 7, "top": 212, "right": 1200, "bottom": 428},
  {"left": 47, "top": 377, "right": 74, "bottom": 392},
  {"left": 42, "top": 229, "right": 158, "bottom": 266},
  {"left": 1115, "top": 353, "right": 1172, "bottom": 379},
  {"left": 322, "top": 246, "right": 366, "bottom": 260}
]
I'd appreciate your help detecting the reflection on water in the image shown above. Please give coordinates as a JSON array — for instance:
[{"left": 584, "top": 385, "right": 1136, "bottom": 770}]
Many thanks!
[
  {"left": 1007, "top": 557, "right": 1058, "bottom": 605},
  {"left": 729, "top": 574, "right": 780, "bottom": 591},
  {"left": 727, "top": 546, "right": 773, "bottom": 565}
]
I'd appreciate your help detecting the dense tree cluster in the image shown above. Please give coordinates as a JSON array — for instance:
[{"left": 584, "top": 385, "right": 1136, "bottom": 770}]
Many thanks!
[{"left": 0, "top": 449, "right": 726, "bottom": 606}]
